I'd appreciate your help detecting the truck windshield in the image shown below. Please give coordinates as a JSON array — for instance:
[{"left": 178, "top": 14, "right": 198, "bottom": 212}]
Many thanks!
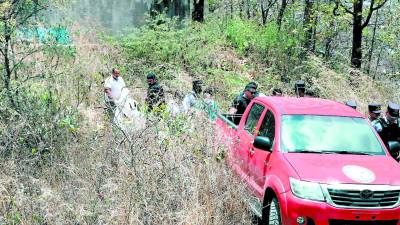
[{"left": 281, "top": 115, "right": 385, "bottom": 155}]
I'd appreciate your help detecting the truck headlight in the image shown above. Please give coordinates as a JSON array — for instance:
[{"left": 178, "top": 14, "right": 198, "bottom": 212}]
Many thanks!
[{"left": 290, "top": 177, "right": 325, "bottom": 201}]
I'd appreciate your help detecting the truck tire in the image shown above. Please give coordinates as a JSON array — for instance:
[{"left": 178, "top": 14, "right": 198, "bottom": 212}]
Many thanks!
[
  {"left": 268, "top": 197, "right": 282, "bottom": 225},
  {"left": 252, "top": 214, "right": 261, "bottom": 225},
  {"left": 261, "top": 197, "right": 282, "bottom": 225}
]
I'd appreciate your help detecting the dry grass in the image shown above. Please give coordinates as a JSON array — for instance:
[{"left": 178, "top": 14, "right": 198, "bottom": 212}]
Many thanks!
[
  {"left": 0, "top": 112, "right": 253, "bottom": 224},
  {"left": 306, "top": 56, "right": 400, "bottom": 113},
  {"left": 0, "top": 24, "right": 252, "bottom": 225}
]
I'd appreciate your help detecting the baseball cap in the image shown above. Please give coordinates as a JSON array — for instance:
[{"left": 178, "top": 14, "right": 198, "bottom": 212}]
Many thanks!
[
  {"left": 147, "top": 72, "right": 156, "bottom": 80},
  {"left": 368, "top": 103, "right": 382, "bottom": 114},
  {"left": 295, "top": 80, "right": 305, "bottom": 90},
  {"left": 193, "top": 80, "right": 203, "bottom": 86},
  {"left": 387, "top": 102, "right": 400, "bottom": 118},
  {"left": 245, "top": 83, "right": 257, "bottom": 91}
]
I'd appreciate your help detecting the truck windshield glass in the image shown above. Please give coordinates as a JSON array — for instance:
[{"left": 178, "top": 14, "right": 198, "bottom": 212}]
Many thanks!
[{"left": 281, "top": 115, "right": 385, "bottom": 155}]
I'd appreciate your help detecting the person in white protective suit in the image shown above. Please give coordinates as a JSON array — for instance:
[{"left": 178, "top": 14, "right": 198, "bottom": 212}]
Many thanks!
[{"left": 114, "top": 88, "right": 146, "bottom": 134}]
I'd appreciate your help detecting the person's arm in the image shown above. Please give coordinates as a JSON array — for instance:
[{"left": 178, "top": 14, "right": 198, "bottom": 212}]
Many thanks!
[
  {"left": 159, "top": 86, "right": 165, "bottom": 103},
  {"left": 105, "top": 88, "right": 112, "bottom": 98},
  {"left": 229, "top": 107, "right": 237, "bottom": 114},
  {"left": 120, "top": 77, "right": 126, "bottom": 88},
  {"left": 104, "top": 78, "right": 113, "bottom": 99},
  {"left": 374, "top": 122, "right": 383, "bottom": 133},
  {"left": 146, "top": 88, "right": 155, "bottom": 105},
  {"left": 229, "top": 97, "right": 239, "bottom": 114}
]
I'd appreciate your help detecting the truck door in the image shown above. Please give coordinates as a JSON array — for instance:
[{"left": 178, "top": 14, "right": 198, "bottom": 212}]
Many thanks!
[
  {"left": 249, "top": 110, "right": 275, "bottom": 194},
  {"left": 237, "top": 102, "right": 265, "bottom": 176}
]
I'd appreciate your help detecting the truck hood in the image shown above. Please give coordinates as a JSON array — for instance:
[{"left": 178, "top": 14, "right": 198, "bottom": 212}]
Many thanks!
[{"left": 284, "top": 153, "right": 400, "bottom": 185}]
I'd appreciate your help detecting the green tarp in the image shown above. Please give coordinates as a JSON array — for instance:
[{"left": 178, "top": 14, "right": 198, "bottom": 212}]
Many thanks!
[{"left": 19, "top": 26, "right": 71, "bottom": 44}]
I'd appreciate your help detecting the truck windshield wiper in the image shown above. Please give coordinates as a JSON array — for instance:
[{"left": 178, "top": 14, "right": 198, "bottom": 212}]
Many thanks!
[
  {"left": 322, "top": 150, "right": 372, "bottom": 155},
  {"left": 291, "top": 150, "right": 372, "bottom": 155},
  {"left": 290, "top": 150, "right": 323, "bottom": 154}
]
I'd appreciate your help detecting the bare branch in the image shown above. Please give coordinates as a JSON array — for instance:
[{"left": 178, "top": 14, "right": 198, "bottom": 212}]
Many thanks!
[
  {"left": 333, "top": 0, "right": 340, "bottom": 15},
  {"left": 334, "top": 0, "right": 355, "bottom": 16},
  {"left": 372, "top": 0, "right": 388, "bottom": 10},
  {"left": 362, "top": 0, "right": 376, "bottom": 29},
  {"left": 341, "top": 2, "right": 355, "bottom": 15},
  {"left": 268, "top": 0, "right": 278, "bottom": 7},
  {"left": 10, "top": 46, "right": 46, "bottom": 73},
  {"left": 16, "top": 3, "right": 47, "bottom": 27},
  {"left": 362, "top": 0, "right": 387, "bottom": 29}
]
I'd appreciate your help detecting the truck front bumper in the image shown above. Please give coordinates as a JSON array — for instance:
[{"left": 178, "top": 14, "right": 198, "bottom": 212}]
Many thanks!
[{"left": 280, "top": 191, "right": 400, "bottom": 225}]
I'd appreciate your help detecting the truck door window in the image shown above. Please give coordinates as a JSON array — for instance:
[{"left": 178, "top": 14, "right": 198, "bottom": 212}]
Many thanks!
[
  {"left": 244, "top": 103, "right": 265, "bottom": 134},
  {"left": 259, "top": 110, "right": 275, "bottom": 143}
]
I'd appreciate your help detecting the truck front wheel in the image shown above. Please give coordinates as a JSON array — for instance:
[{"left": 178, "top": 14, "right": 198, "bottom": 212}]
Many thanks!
[{"left": 261, "top": 197, "right": 282, "bottom": 225}]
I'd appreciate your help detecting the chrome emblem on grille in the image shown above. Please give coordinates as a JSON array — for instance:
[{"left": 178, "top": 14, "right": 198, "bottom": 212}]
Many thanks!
[{"left": 360, "top": 189, "right": 374, "bottom": 199}]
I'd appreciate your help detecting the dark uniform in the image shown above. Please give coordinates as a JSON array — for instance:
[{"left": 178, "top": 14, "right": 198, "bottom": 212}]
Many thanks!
[
  {"left": 368, "top": 104, "right": 383, "bottom": 133},
  {"left": 378, "top": 102, "right": 400, "bottom": 160},
  {"left": 231, "top": 95, "right": 251, "bottom": 115},
  {"left": 295, "top": 80, "right": 306, "bottom": 97},
  {"left": 230, "top": 95, "right": 251, "bottom": 125},
  {"left": 146, "top": 82, "right": 165, "bottom": 111}
]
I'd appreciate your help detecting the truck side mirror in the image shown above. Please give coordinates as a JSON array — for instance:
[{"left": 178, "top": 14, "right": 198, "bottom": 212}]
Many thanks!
[
  {"left": 388, "top": 141, "right": 400, "bottom": 153},
  {"left": 254, "top": 136, "right": 272, "bottom": 152}
]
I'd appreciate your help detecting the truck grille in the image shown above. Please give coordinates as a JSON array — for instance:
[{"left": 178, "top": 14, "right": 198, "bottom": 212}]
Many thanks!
[
  {"left": 329, "top": 219, "right": 398, "bottom": 225},
  {"left": 327, "top": 189, "right": 400, "bottom": 208}
]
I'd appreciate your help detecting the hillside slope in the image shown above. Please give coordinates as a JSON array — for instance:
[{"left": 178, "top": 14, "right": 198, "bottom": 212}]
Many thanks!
[{"left": 0, "top": 17, "right": 399, "bottom": 224}]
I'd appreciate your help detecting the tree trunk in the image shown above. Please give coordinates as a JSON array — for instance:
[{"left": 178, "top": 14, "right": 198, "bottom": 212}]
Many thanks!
[
  {"left": 374, "top": 47, "right": 383, "bottom": 79},
  {"left": 175, "top": 0, "right": 186, "bottom": 18},
  {"left": 261, "top": 1, "right": 267, "bottom": 24},
  {"left": 2, "top": 22, "right": 15, "bottom": 107},
  {"left": 188, "top": 0, "right": 191, "bottom": 18},
  {"left": 312, "top": 0, "right": 319, "bottom": 52},
  {"left": 351, "top": 0, "right": 363, "bottom": 68},
  {"left": 239, "top": 0, "right": 244, "bottom": 18},
  {"left": 192, "top": 0, "right": 205, "bottom": 22},
  {"left": 324, "top": 18, "right": 336, "bottom": 59},
  {"left": 151, "top": 0, "right": 170, "bottom": 16},
  {"left": 246, "top": 0, "right": 251, "bottom": 19},
  {"left": 277, "top": 0, "right": 287, "bottom": 30},
  {"left": 303, "top": 0, "right": 314, "bottom": 52},
  {"left": 367, "top": 10, "right": 379, "bottom": 75},
  {"left": 230, "top": 0, "right": 234, "bottom": 19},
  {"left": 261, "top": 0, "right": 273, "bottom": 25}
]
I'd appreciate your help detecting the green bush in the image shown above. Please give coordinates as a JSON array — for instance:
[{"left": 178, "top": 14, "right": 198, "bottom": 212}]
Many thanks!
[
  {"left": 0, "top": 83, "right": 77, "bottom": 161},
  {"left": 226, "top": 19, "right": 258, "bottom": 53},
  {"left": 109, "top": 16, "right": 225, "bottom": 82}
]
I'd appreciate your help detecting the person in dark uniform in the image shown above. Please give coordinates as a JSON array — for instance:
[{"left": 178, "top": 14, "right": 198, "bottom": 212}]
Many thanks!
[
  {"left": 294, "top": 80, "right": 306, "bottom": 97},
  {"left": 345, "top": 100, "right": 357, "bottom": 110},
  {"left": 145, "top": 72, "right": 165, "bottom": 112},
  {"left": 368, "top": 103, "right": 383, "bottom": 133},
  {"left": 378, "top": 102, "right": 400, "bottom": 160},
  {"left": 239, "top": 82, "right": 265, "bottom": 97},
  {"left": 229, "top": 84, "right": 256, "bottom": 124}
]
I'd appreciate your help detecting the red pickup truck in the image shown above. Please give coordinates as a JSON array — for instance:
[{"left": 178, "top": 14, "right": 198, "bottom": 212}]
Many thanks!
[{"left": 215, "top": 96, "right": 400, "bottom": 225}]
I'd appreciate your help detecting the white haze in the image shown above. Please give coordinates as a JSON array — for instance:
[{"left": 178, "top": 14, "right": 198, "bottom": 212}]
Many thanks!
[{"left": 68, "top": 0, "right": 153, "bottom": 32}]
